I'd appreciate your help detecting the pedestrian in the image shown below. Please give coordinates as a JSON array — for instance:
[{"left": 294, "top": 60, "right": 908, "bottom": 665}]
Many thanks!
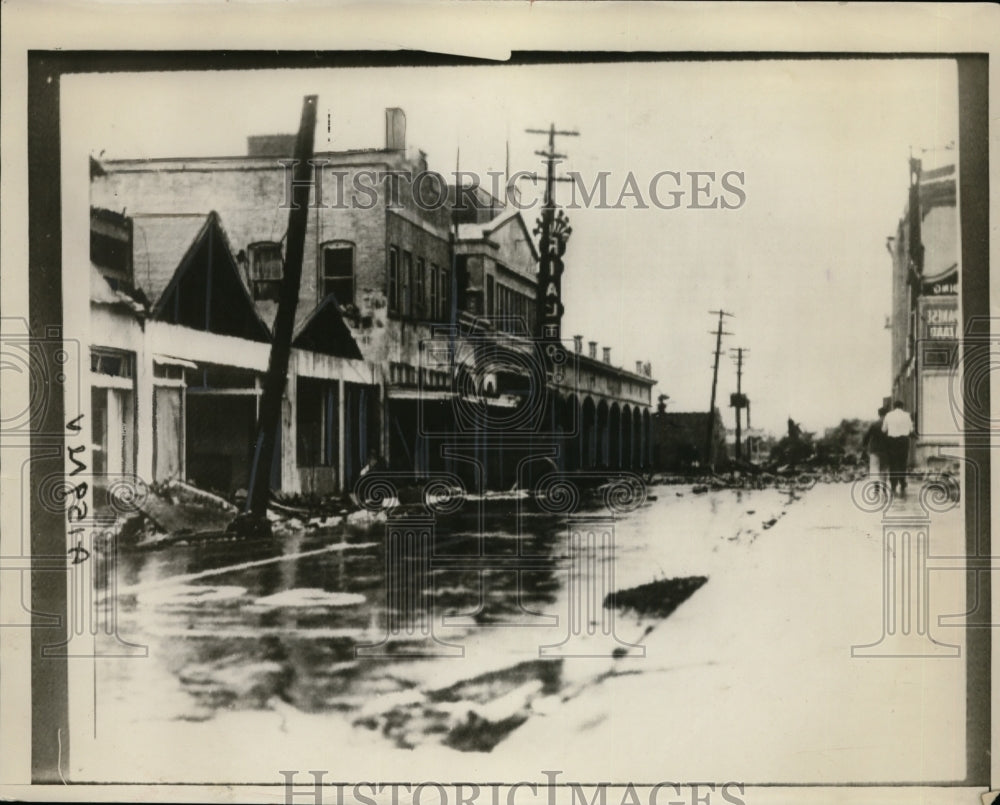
[
  {"left": 862, "top": 406, "right": 889, "bottom": 489},
  {"left": 882, "top": 400, "right": 914, "bottom": 498}
]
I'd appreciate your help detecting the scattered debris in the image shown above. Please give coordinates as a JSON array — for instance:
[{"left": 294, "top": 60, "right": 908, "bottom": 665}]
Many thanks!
[
  {"left": 604, "top": 576, "right": 709, "bottom": 619},
  {"left": 353, "top": 659, "right": 562, "bottom": 752}
]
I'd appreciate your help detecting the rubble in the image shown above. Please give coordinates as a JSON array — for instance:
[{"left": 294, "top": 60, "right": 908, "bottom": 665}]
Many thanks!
[{"left": 604, "top": 576, "right": 708, "bottom": 619}]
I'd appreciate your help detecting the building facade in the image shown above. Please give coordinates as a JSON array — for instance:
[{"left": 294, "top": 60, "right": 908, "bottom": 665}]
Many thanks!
[
  {"left": 88, "top": 108, "right": 657, "bottom": 497},
  {"left": 887, "top": 159, "right": 960, "bottom": 469}
]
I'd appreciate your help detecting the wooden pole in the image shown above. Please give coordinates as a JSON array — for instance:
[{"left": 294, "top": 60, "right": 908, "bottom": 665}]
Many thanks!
[{"left": 235, "top": 95, "right": 318, "bottom": 531}]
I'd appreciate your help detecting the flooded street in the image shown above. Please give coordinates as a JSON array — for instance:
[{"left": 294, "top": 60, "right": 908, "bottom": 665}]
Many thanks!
[{"left": 77, "top": 483, "right": 967, "bottom": 785}]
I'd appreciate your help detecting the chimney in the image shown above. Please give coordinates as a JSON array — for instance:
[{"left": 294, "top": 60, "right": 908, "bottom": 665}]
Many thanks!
[
  {"left": 603, "top": 347, "right": 611, "bottom": 364},
  {"left": 644, "top": 362, "right": 652, "bottom": 378},
  {"left": 386, "top": 108, "right": 406, "bottom": 152},
  {"left": 635, "top": 360, "right": 643, "bottom": 374},
  {"left": 573, "top": 335, "right": 583, "bottom": 354},
  {"left": 588, "top": 341, "right": 597, "bottom": 359}
]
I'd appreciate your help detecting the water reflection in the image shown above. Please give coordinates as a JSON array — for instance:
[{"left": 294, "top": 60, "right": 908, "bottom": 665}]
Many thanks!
[{"left": 110, "top": 502, "right": 570, "bottom": 745}]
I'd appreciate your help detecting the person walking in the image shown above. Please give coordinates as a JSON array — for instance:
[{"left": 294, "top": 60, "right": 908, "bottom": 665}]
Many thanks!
[
  {"left": 863, "top": 406, "right": 889, "bottom": 489},
  {"left": 882, "top": 400, "right": 914, "bottom": 498}
]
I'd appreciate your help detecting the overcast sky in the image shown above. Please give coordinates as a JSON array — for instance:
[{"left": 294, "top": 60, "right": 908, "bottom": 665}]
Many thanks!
[{"left": 67, "top": 58, "right": 959, "bottom": 436}]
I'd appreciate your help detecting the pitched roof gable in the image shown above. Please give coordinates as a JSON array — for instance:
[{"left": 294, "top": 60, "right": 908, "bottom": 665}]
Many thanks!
[
  {"left": 150, "top": 212, "right": 272, "bottom": 342},
  {"left": 291, "top": 295, "right": 364, "bottom": 360}
]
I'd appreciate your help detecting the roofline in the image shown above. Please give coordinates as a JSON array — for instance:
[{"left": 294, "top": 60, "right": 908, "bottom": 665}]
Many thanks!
[
  {"left": 575, "top": 351, "right": 657, "bottom": 385},
  {"left": 98, "top": 148, "right": 413, "bottom": 173}
]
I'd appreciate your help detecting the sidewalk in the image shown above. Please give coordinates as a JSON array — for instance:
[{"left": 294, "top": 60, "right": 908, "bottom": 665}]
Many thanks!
[
  {"left": 73, "top": 482, "right": 968, "bottom": 785},
  {"left": 511, "top": 481, "right": 967, "bottom": 783}
]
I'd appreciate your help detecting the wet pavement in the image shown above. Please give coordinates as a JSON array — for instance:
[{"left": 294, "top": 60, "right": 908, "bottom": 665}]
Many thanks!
[{"left": 76, "top": 483, "right": 967, "bottom": 784}]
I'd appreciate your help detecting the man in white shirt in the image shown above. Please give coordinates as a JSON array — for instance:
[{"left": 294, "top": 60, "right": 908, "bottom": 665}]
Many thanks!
[{"left": 882, "top": 401, "right": 914, "bottom": 497}]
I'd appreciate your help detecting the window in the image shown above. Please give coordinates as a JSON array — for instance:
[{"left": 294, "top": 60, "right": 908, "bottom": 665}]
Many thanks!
[
  {"left": 321, "top": 242, "right": 354, "bottom": 305},
  {"left": 91, "top": 349, "right": 134, "bottom": 378},
  {"left": 439, "top": 266, "right": 450, "bottom": 320},
  {"left": 296, "top": 377, "right": 337, "bottom": 467},
  {"left": 415, "top": 258, "right": 426, "bottom": 317},
  {"left": 91, "top": 208, "right": 134, "bottom": 291},
  {"left": 89, "top": 348, "right": 136, "bottom": 477},
  {"left": 248, "top": 241, "right": 283, "bottom": 301},
  {"left": 388, "top": 247, "right": 399, "bottom": 313},
  {"left": 401, "top": 251, "right": 413, "bottom": 317},
  {"left": 429, "top": 264, "right": 438, "bottom": 320},
  {"left": 486, "top": 275, "right": 495, "bottom": 317}
]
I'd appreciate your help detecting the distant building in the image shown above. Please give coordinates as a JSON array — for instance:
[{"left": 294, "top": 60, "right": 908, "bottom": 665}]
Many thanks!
[
  {"left": 886, "top": 159, "right": 960, "bottom": 469},
  {"left": 650, "top": 408, "right": 726, "bottom": 472}
]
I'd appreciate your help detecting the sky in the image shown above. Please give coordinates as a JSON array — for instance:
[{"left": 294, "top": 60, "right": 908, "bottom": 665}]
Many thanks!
[{"left": 66, "top": 58, "right": 959, "bottom": 436}]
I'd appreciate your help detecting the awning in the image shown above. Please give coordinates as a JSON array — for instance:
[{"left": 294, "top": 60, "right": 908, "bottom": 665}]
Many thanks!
[
  {"left": 387, "top": 388, "right": 455, "bottom": 401},
  {"left": 153, "top": 354, "right": 199, "bottom": 370}
]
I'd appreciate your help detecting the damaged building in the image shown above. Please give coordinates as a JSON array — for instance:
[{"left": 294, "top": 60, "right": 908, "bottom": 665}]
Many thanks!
[{"left": 87, "top": 108, "right": 657, "bottom": 498}]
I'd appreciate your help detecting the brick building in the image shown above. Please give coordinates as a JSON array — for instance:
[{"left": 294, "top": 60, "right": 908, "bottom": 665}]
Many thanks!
[{"left": 88, "top": 108, "right": 657, "bottom": 496}]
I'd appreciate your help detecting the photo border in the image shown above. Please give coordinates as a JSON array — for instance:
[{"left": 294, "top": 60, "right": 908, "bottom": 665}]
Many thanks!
[{"left": 5, "top": 21, "right": 994, "bottom": 801}]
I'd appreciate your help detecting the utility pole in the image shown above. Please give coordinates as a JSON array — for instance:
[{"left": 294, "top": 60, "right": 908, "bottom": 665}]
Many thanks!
[
  {"left": 706, "top": 310, "right": 733, "bottom": 471},
  {"left": 729, "top": 347, "right": 749, "bottom": 461},
  {"left": 526, "top": 124, "right": 577, "bottom": 343},
  {"left": 232, "top": 95, "right": 318, "bottom": 536}
]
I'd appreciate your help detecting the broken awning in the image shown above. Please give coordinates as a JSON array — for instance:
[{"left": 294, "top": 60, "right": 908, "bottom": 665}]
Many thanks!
[{"left": 153, "top": 354, "right": 199, "bottom": 370}]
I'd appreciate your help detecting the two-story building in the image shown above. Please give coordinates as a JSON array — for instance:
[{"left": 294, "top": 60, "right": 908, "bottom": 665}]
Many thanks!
[{"left": 89, "top": 107, "right": 657, "bottom": 497}]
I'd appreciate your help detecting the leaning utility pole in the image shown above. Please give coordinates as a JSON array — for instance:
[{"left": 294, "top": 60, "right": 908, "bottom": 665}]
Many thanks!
[
  {"left": 526, "top": 123, "right": 577, "bottom": 344},
  {"left": 706, "top": 310, "right": 733, "bottom": 471},
  {"left": 232, "top": 95, "right": 318, "bottom": 535}
]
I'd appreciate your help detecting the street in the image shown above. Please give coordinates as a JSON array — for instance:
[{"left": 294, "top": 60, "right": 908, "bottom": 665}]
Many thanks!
[{"left": 74, "top": 481, "right": 966, "bottom": 785}]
